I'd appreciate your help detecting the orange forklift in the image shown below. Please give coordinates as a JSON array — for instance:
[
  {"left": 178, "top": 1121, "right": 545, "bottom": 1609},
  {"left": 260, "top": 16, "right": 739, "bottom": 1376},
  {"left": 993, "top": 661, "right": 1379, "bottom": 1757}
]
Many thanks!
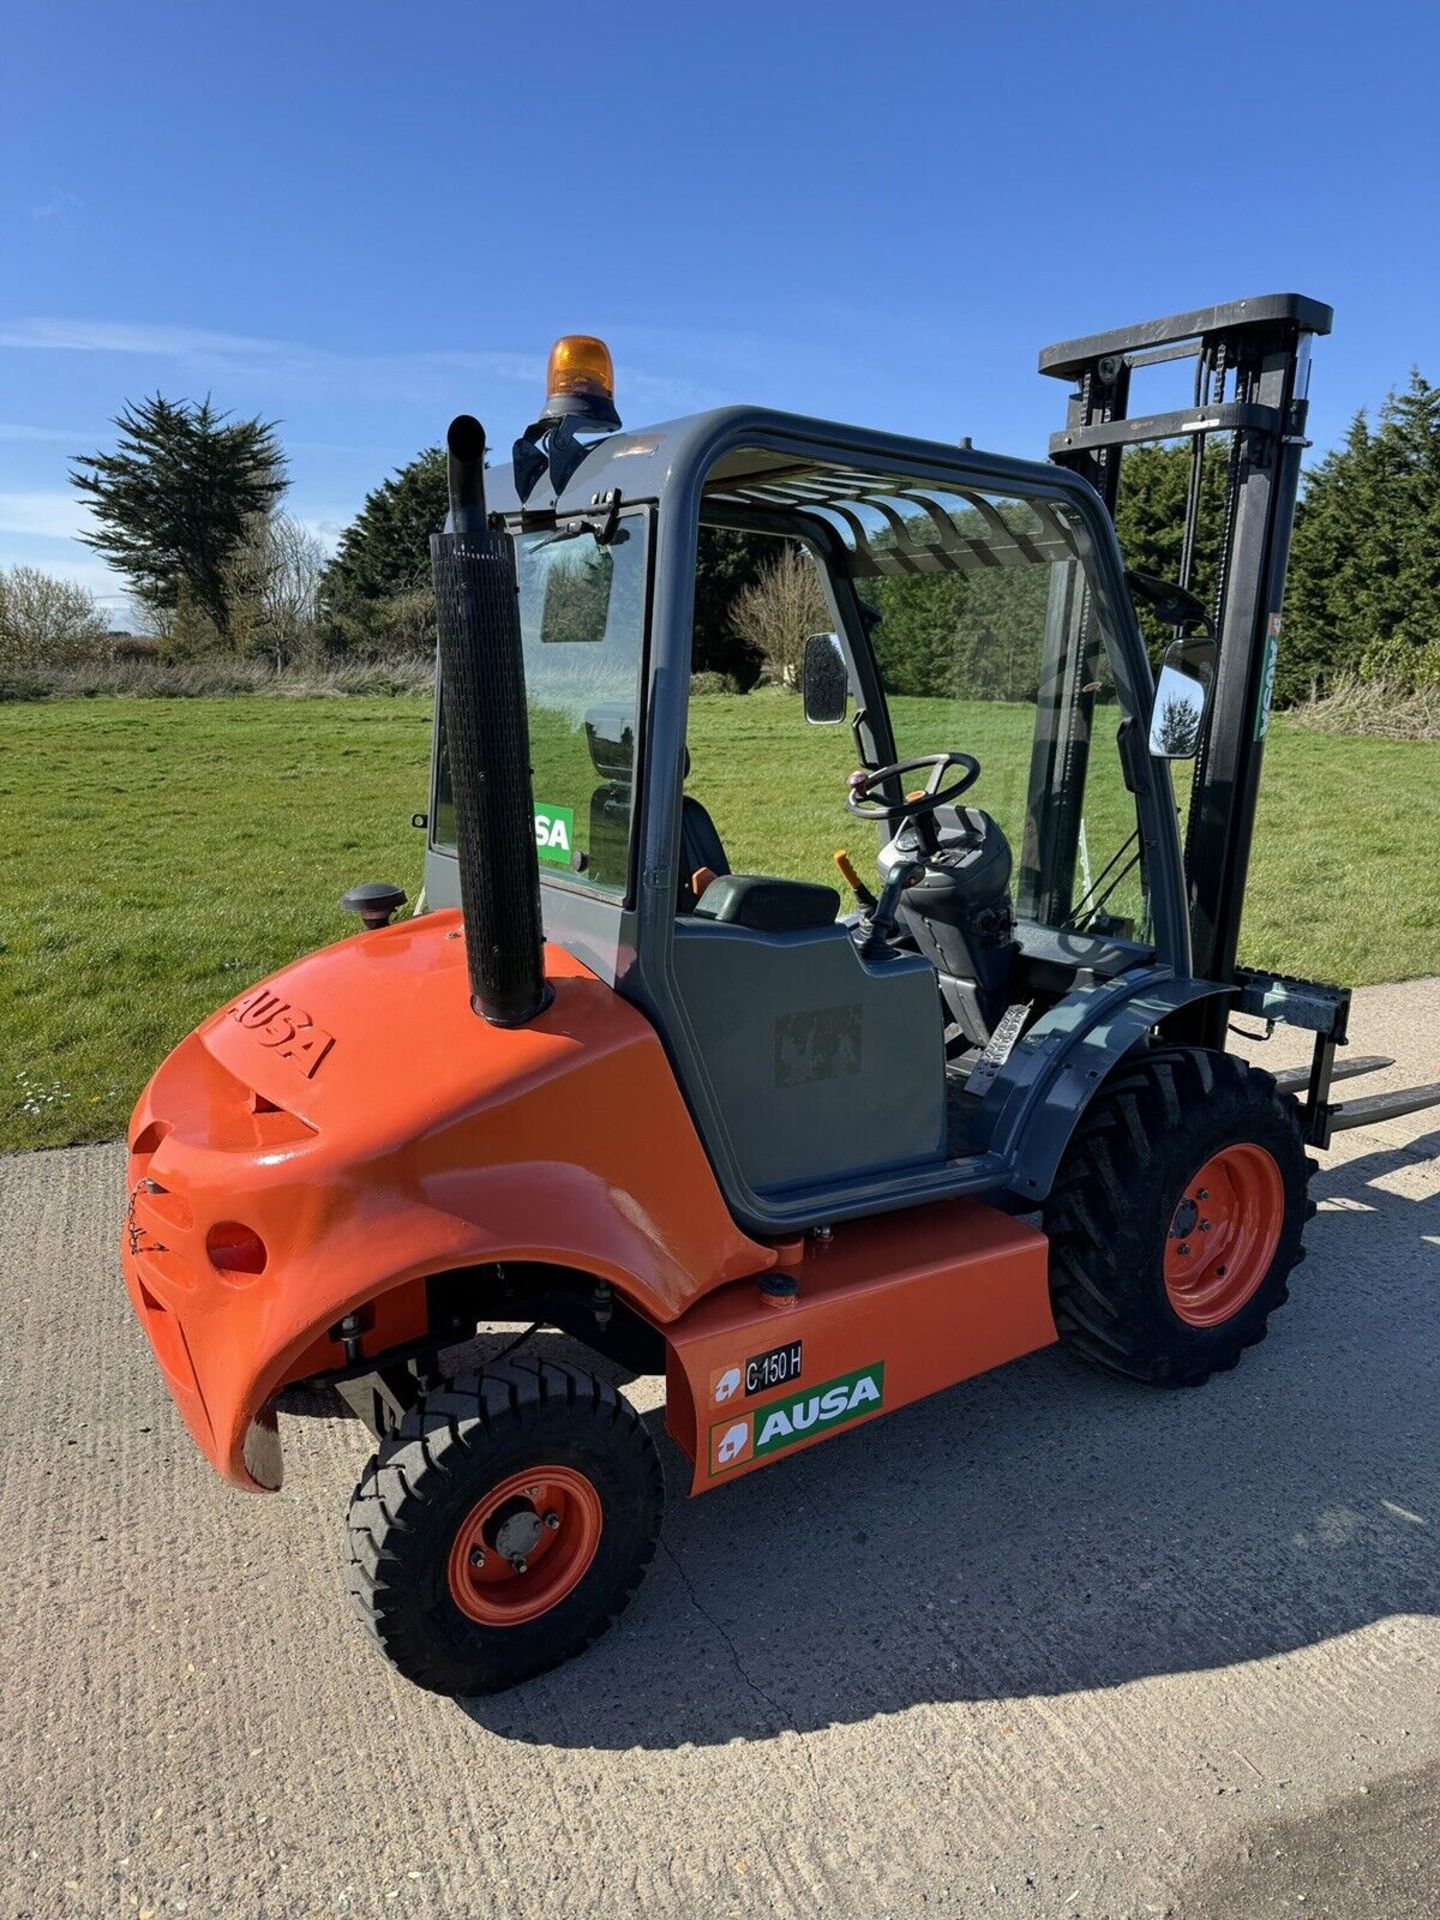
[{"left": 121, "top": 297, "right": 1440, "bottom": 1694}]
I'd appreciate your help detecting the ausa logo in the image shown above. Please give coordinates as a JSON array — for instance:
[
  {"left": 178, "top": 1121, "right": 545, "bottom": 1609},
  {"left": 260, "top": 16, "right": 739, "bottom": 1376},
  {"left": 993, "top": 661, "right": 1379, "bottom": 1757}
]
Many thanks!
[
  {"left": 707, "top": 1362, "right": 885, "bottom": 1475},
  {"left": 228, "top": 988, "right": 335, "bottom": 1079},
  {"left": 534, "top": 803, "right": 576, "bottom": 866},
  {"left": 713, "top": 1420, "right": 751, "bottom": 1469},
  {"left": 710, "top": 1364, "right": 743, "bottom": 1405},
  {"left": 1254, "top": 614, "right": 1282, "bottom": 741}
]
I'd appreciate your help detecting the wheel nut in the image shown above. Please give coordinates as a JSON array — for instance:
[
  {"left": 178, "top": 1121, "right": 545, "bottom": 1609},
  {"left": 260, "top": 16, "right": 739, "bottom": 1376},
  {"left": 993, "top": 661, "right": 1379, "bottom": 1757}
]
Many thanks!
[
  {"left": 1178, "top": 1243, "right": 1191, "bottom": 1256},
  {"left": 510, "top": 1556, "right": 529, "bottom": 1575},
  {"left": 543, "top": 1510, "right": 561, "bottom": 1531},
  {"left": 526, "top": 1486, "right": 541, "bottom": 1498},
  {"left": 469, "top": 1547, "right": 485, "bottom": 1569},
  {"left": 1200, "top": 1220, "right": 1212, "bottom": 1232},
  {"left": 1197, "top": 1188, "right": 1209, "bottom": 1201}
]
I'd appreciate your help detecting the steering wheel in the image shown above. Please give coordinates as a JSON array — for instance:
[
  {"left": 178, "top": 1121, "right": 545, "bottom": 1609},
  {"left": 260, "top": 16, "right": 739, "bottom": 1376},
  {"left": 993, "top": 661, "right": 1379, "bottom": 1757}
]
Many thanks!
[{"left": 846, "top": 753, "right": 981, "bottom": 849}]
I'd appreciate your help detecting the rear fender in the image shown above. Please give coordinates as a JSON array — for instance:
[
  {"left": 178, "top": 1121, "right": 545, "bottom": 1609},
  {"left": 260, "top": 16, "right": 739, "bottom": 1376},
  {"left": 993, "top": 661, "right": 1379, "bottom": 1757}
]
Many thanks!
[
  {"left": 261, "top": 1143, "right": 771, "bottom": 1477},
  {"left": 277, "top": 1175, "right": 701, "bottom": 1393},
  {"left": 971, "top": 970, "right": 1232, "bottom": 1205}
]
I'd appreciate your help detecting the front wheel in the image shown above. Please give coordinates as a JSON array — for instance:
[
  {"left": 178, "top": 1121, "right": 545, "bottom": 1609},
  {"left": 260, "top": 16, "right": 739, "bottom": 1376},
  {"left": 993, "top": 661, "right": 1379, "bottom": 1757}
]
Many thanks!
[
  {"left": 347, "top": 1359, "right": 663, "bottom": 1694},
  {"left": 1043, "top": 1046, "right": 1313, "bottom": 1386}
]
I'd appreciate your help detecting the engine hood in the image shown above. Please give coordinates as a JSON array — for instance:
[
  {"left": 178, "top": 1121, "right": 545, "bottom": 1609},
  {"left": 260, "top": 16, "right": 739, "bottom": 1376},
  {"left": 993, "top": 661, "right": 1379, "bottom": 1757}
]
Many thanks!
[{"left": 199, "top": 908, "right": 618, "bottom": 1150}]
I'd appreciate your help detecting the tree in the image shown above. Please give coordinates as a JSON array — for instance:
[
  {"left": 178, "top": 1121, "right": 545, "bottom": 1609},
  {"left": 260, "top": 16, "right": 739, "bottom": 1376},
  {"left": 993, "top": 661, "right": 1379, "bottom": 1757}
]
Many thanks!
[
  {"left": 0, "top": 564, "right": 109, "bottom": 668},
  {"left": 865, "top": 570, "right": 968, "bottom": 697},
  {"left": 1285, "top": 371, "right": 1440, "bottom": 697},
  {"left": 224, "top": 512, "right": 327, "bottom": 669},
  {"left": 1154, "top": 691, "right": 1201, "bottom": 757},
  {"left": 728, "top": 543, "right": 830, "bottom": 685},
  {"left": 320, "top": 447, "right": 447, "bottom": 657},
  {"left": 324, "top": 448, "right": 447, "bottom": 604},
  {"left": 693, "top": 527, "right": 776, "bottom": 687},
  {"left": 72, "top": 396, "right": 286, "bottom": 644},
  {"left": 527, "top": 543, "right": 615, "bottom": 646},
  {"left": 1112, "top": 440, "right": 1230, "bottom": 662},
  {"left": 1107, "top": 378, "right": 1440, "bottom": 699}
]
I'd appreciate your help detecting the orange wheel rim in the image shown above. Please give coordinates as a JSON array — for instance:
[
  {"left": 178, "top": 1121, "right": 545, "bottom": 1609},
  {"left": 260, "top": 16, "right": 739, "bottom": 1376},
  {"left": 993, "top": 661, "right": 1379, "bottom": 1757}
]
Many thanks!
[
  {"left": 446, "top": 1465, "right": 603, "bottom": 1627},
  {"left": 1164, "top": 1143, "right": 1284, "bottom": 1328}
]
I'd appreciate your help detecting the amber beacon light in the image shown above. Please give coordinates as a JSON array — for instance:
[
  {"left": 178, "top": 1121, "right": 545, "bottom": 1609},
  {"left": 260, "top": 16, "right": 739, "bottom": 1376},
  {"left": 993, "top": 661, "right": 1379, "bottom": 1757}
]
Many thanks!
[{"left": 543, "top": 335, "right": 620, "bottom": 431}]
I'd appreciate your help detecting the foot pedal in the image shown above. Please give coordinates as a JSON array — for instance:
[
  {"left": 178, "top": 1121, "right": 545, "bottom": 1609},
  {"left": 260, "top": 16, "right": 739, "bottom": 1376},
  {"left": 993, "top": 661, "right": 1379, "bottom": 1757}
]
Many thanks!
[{"left": 966, "top": 1001, "right": 1032, "bottom": 1099}]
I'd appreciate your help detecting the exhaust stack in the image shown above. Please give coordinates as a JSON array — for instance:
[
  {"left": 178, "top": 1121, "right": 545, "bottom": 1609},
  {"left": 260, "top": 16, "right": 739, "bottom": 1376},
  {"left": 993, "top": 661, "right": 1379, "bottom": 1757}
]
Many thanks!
[{"left": 431, "top": 414, "right": 551, "bottom": 1026}]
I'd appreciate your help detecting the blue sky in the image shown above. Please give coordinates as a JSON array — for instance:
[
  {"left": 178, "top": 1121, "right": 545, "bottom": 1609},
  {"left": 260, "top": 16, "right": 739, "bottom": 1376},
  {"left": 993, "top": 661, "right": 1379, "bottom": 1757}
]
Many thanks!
[{"left": 3, "top": 1, "right": 1437, "bottom": 617}]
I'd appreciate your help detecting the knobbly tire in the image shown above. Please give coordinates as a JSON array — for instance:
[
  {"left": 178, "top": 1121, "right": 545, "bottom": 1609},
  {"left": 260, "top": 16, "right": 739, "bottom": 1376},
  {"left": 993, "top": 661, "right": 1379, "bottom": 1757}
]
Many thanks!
[
  {"left": 1043, "top": 1045, "right": 1315, "bottom": 1387},
  {"left": 347, "top": 1359, "right": 663, "bottom": 1695}
]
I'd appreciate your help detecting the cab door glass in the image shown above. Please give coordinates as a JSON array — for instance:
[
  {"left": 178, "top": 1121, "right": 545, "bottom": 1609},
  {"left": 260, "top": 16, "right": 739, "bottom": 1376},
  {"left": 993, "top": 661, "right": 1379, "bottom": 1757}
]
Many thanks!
[{"left": 680, "top": 531, "right": 858, "bottom": 902}]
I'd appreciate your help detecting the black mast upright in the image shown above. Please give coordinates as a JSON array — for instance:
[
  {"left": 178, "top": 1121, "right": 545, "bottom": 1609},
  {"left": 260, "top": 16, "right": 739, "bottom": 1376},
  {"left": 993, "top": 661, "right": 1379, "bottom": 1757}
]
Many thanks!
[{"left": 1038, "top": 295, "right": 1333, "bottom": 1042}]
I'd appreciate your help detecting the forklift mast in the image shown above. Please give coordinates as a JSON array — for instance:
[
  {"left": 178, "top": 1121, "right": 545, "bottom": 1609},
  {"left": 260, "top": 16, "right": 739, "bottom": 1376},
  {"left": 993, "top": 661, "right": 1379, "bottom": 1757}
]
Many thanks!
[
  {"left": 1035, "top": 295, "right": 1440, "bottom": 1147},
  {"left": 1037, "top": 294, "right": 1332, "bottom": 1043}
]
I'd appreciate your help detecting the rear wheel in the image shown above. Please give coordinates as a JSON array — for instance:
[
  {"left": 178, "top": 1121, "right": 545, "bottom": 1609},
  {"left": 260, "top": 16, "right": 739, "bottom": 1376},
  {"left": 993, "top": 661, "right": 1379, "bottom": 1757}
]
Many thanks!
[
  {"left": 1043, "top": 1046, "right": 1313, "bottom": 1386},
  {"left": 347, "top": 1359, "right": 663, "bottom": 1694}
]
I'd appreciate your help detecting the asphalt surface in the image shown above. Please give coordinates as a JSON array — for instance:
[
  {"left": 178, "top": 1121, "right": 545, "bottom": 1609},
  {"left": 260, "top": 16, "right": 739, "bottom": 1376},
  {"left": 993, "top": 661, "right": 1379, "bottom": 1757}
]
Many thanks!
[{"left": 3, "top": 978, "right": 1437, "bottom": 1919}]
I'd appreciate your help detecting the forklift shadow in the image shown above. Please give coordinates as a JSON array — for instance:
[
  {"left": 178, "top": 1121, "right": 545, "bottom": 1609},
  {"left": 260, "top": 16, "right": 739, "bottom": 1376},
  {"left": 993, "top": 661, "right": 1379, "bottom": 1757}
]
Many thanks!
[{"left": 459, "top": 1129, "right": 1438, "bottom": 1749}]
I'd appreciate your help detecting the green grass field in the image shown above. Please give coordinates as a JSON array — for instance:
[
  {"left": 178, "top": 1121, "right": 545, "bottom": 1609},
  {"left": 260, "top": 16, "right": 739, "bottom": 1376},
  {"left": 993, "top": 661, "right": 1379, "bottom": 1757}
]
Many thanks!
[{"left": 3, "top": 693, "right": 1438, "bottom": 1152}]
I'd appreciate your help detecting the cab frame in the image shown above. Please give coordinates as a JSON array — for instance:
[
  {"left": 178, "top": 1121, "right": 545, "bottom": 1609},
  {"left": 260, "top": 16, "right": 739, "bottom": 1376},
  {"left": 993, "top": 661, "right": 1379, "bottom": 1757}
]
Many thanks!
[{"left": 425, "top": 405, "right": 1224, "bottom": 1234}]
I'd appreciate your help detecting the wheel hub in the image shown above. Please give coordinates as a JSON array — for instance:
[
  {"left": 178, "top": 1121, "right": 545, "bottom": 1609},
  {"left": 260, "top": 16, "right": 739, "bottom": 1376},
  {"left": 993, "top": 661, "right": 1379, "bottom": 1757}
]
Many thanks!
[
  {"left": 446, "top": 1465, "right": 604, "bottom": 1627},
  {"left": 1164, "top": 1143, "right": 1284, "bottom": 1328},
  {"left": 1169, "top": 1195, "right": 1200, "bottom": 1240},
  {"left": 493, "top": 1507, "right": 545, "bottom": 1564}
]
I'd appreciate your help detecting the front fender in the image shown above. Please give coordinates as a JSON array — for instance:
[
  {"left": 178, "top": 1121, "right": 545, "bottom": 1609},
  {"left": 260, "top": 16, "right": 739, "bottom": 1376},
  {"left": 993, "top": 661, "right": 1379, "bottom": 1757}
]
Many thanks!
[{"left": 971, "top": 969, "right": 1232, "bottom": 1206}]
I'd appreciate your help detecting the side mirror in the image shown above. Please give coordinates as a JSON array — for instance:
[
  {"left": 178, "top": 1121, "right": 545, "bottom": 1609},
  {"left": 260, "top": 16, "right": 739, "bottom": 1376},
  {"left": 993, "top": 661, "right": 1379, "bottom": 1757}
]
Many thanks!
[
  {"left": 1148, "top": 635, "right": 1217, "bottom": 759},
  {"left": 802, "top": 632, "right": 848, "bottom": 724}
]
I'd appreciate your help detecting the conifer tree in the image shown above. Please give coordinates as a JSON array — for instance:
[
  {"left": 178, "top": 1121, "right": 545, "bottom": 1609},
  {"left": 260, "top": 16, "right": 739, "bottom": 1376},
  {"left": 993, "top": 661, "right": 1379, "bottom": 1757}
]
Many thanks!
[
  {"left": 1285, "top": 371, "right": 1440, "bottom": 696},
  {"left": 72, "top": 396, "right": 285, "bottom": 643}
]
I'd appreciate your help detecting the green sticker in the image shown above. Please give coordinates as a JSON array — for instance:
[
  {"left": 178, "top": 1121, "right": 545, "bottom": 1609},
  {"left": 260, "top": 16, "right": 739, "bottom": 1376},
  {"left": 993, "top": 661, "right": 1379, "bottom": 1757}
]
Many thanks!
[
  {"left": 533, "top": 804, "right": 575, "bottom": 866},
  {"left": 753, "top": 1362, "right": 885, "bottom": 1459},
  {"left": 1254, "top": 620, "right": 1280, "bottom": 742}
]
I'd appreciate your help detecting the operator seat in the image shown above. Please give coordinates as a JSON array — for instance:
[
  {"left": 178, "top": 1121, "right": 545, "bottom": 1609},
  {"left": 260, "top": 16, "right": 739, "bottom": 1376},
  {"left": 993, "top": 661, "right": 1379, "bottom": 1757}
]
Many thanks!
[
  {"left": 880, "top": 803, "right": 1018, "bottom": 1045},
  {"left": 677, "top": 770, "right": 838, "bottom": 927},
  {"left": 678, "top": 758, "right": 837, "bottom": 930}
]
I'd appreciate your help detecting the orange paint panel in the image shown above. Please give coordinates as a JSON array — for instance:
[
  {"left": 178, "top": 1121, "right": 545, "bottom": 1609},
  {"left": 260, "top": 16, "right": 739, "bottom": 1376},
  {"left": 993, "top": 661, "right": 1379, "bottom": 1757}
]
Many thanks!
[
  {"left": 122, "top": 915, "right": 773, "bottom": 1490},
  {"left": 664, "top": 1198, "right": 1055, "bottom": 1494}
]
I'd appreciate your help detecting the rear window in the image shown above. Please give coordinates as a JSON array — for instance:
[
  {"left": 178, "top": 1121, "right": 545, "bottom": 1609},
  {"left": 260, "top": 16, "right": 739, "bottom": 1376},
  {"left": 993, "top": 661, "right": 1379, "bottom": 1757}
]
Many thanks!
[{"left": 433, "top": 515, "right": 649, "bottom": 896}]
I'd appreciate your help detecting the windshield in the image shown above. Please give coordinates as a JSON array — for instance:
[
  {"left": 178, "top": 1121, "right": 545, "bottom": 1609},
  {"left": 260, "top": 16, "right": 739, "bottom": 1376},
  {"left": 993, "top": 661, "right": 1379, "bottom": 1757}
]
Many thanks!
[{"left": 434, "top": 516, "right": 649, "bottom": 896}]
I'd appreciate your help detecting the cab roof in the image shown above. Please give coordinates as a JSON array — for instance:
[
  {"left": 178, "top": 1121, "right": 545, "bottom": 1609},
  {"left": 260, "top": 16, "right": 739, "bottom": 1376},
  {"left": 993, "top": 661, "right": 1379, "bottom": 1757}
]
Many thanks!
[{"left": 481, "top": 405, "right": 1104, "bottom": 530}]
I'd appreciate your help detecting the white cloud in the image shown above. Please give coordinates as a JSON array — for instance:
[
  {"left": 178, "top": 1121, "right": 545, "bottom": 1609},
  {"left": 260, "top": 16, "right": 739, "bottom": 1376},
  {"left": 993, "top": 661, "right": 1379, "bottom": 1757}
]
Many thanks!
[
  {"left": 292, "top": 511, "right": 350, "bottom": 553},
  {"left": 0, "top": 315, "right": 716, "bottom": 415},
  {"left": 0, "top": 490, "right": 92, "bottom": 540},
  {"left": 0, "top": 545, "right": 128, "bottom": 611},
  {"left": 0, "top": 316, "right": 547, "bottom": 398},
  {"left": 30, "top": 189, "right": 80, "bottom": 225},
  {"left": 0, "top": 317, "right": 296, "bottom": 356},
  {"left": 0, "top": 493, "right": 121, "bottom": 605},
  {"left": 0, "top": 421, "right": 85, "bottom": 444}
]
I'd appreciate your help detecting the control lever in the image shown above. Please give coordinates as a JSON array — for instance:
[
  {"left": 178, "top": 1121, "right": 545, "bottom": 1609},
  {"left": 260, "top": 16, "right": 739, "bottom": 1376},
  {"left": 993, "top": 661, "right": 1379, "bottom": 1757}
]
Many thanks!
[
  {"left": 858, "top": 856, "right": 923, "bottom": 956},
  {"left": 833, "top": 849, "right": 877, "bottom": 913}
]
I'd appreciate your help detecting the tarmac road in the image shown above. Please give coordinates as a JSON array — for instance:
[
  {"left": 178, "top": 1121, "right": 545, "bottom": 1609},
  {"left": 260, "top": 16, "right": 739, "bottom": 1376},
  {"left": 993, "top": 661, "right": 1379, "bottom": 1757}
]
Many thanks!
[{"left": 2, "top": 979, "right": 1436, "bottom": 1919}]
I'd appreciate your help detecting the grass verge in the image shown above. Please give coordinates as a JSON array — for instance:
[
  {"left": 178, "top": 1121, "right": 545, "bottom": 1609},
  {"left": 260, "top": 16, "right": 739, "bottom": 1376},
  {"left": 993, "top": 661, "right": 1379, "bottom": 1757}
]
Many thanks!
[{"left": 3, "top": 693, "right": 1437, "bottom": 1152}]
